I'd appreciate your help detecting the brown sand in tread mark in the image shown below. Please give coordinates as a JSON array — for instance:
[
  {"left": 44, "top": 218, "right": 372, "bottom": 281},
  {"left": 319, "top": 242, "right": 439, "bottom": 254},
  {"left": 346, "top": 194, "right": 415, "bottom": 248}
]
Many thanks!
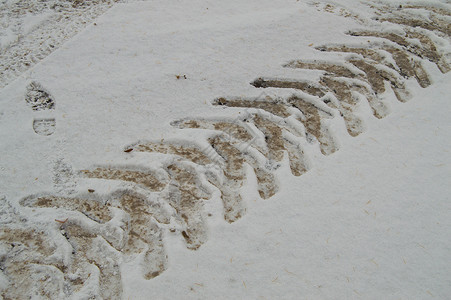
[
  {"left": 175, "top": 119, "right": 254, "bottom": 142},
  {"left": 165, "top": 164, "right": 208, "bottom": 250},
  {"left": 411, "top": 59, "right": 432, "bottom": 89},
  {"left": 182, "top": 119, "right": 253, "bottom": 141},
  {"left": 214, "top": 97, "right": 291, "bottom": 118},
  {"left": 251, "top": 78, "right": 327, "bottom": 98},
  {"left": 215, "top": 122, "right": 253, "bottom": 141},
  {"left": 402, "top": 5, "right": 451, "bottom": 17},
  {"left": 0, "top": 228, "right": 65, "bottom": 299},
  {"left": 252, "top": 114, "right": 308, "bottom": 175},
  {"left": 348, "top": 59, "right": 410, "bottom": 102},
  {"left": 82, "top": 168, "right": 166, "bottom": 191},
  {"left": 287, "top": 96, "right": 339, "bottom": 155},
  {"left": 406, "top": 30, "right": 450, "bottom": 74},
  {"left": 284, "top": 60, "right": 360, "bottom": 78},
  {"left": 348, "top": 30, "right": 450, "bottom": 73},
  {"left": 208, "top": 136, "right": 246, "bottom": 223},
  {"left": 134, "top": 135, "right": 274, "bottom": 212},
  {"left": 0, "top": 228, "right": 55, "bottom": 258},
  {"left": 253, "top": 165, "right": 278, "bottom": 199},
  {"left": 59, "top": 222, "right": 122, "bottom": 299},
  {"left": 284, "top": 140, "right": 309, "bottom": 177},
  {"left": 213, "top": 96, "right": 317, "bottom": 140},
  {"left": 319, "top": 76, "right": 364, "bottom": 137},
  {"left": 209, "top": 136, "right": 245, "bottom": 184},
  {"left": 211, "top": 95, "right": 334, "bottom": 158},
  {"left": 386, "top": 48, "right": 431, "bottom": 87},
  {"left": 252, "top": 115, "right": 284, "bottom": 161},
  {"left": 212, "top": 97, "right": 306, "bottom": 139},
  {"left": 317, "top": 45, "right": 387, "bottom": 65},
  {"left": 174, "top": 118, "right": 271, "bottom": 156},
  {"left": 365, "top": 46, "right": 431, "bottom": 88},
  {"left": 134, "top": 142, "right": 212, "bottom": 165},
  {"left": 25, "top": 193, "right": 168, "bottom": 280},
  {"left": 350, "top": 84, "right": 389, "bottom": 119},
  {"left": 373, "top": 4, "right": 451, "bottom": 18},
  {"left": 26, "top": 196, "right": 113, "bottom": 223},
  {"left": 378, "top": 15, "right": 451, "bottom": 37},
  {"left": 348, "top": 31, "right": 412, "bottom": 49},
  {"left": 118, "top": 193, "right": 167, "bottom": 279},
  {"left": 173, "top": 118, "right": 278, "bottom": 198},
  {"left": 176, "top": 119, "right": 278, "bottom": 158},
  {"left": 371, "top": 2, "right": 451, "bottom": 34},
  {"left": 318, "top": 45, "right": 432, "bottom": 88},
  {"left": 284, "top": 57, "right": 409, "bottom": 103},
  {"left": 317, "top": 3, "right": 365, "bottom": 23}
]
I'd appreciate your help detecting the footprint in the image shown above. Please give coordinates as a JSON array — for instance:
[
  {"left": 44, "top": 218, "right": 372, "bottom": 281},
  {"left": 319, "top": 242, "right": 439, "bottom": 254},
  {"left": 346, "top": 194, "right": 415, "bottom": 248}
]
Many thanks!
[
  {"left": 33, "top": 118, "right": 56, "bottom": 136},
  {"left": 25, "top": 81, "right": 56, "bottom": 136}
]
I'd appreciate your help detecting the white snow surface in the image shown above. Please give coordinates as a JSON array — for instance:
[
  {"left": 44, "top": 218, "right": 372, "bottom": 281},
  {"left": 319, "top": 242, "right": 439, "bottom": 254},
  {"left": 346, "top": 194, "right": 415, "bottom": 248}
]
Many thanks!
[{"left": 0, "top": 0, "right": 450, "bottom": 298}]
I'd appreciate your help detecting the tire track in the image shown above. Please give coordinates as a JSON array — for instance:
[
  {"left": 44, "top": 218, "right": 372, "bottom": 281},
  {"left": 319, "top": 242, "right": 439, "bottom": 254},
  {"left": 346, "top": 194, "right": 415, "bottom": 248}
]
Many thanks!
[
  {"left": 0, "top": 0, "right": 122, "bottom": 88},
  {"left": 1, "top": 2, "right": 450, "bottom": 298}
]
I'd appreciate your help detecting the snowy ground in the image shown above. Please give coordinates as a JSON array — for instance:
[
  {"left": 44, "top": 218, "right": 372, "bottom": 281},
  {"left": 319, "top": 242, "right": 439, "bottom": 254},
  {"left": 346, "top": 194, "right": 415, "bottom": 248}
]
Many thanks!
[
  {"left": 0, "top": 0, "right": 450, "bottom": 299},
  {"left": 137, "top": 73, "right": 451, "bottom": 299}
]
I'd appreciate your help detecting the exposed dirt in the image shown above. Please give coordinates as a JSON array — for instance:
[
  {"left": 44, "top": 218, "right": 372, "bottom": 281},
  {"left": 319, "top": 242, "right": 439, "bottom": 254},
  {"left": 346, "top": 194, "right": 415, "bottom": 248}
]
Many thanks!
[
  {"left": 59, "top": 222, "right": 123, "bottom": 299},
  {"left": 134, "top": 142, "right": 213, "bottom": 165},
  {"left": 214, "top": 97, "right": 291, "bottom": 118},
  {"left": 214, "top": 122, "right": 253, "bottom": 142},
  {"left": 118, "top": 192, "right": 167, "bottom": 279},
  {"left": 32, "top": 195, "right": 112, "bottom": 223},
  {"left": 287, "top": 96, "right": 338, "bottom": 155},
  {"left": 403, "top": 5, "right": 451, "bottom": 17},
  {"left": 251, "top": 77, "right": 327, "bottom": 97},
  {"left": 165, "top": 163, "right": 208, "bottom": 250},
  {"left": 284, "top": 60, "right": 360, "bottom": 78},
  {"left": 0, "top": 228, "right": 64, "bottom": 299},
  {"left": 348, "top": 30, "right": 450, "bottom": 73},
  {"left": 349, "top": 59, "right": 411, "bottom": 102},
  {"left": 252, "top": 114, "right": 308, "bottom": 175},
  {"left": 208, "top": 136, "right": 246, "bottom": 222},
  {"left": 82, "top": 167, "right": 166, "bottom": 191},
  {"left": 317, "top": 45, "right": 385, "bottom": 63},
  {"left": 318, "top": 44, "right": 431, "bottom": 88},
  {"left": 21, "top": 191, "right": 168, "bottom": 287},
  {"left": 320, "top": 76, "right": 363, "bottom": 136},
  {"left": 379, "top": 16, "right": 451, "bottom": 37},
  {"left": 25, "top": 81, "right": 55, "bottom": 111},
  {"left": 174, "top": 119, "right": 254, "bottom": 142}
]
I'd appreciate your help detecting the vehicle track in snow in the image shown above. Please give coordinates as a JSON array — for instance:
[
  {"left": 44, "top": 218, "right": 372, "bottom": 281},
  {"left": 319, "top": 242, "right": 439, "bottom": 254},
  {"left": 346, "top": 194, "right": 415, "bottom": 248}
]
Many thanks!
[
  {"left": 1, "top": 1, "right": 450, "bottom": 298},
  {"left": 0, "top": 0, "right": 121, "bottom": 88}
]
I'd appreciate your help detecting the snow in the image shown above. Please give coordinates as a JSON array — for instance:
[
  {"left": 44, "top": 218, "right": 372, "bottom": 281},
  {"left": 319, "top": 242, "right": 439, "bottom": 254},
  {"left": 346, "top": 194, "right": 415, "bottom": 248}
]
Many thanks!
[
  {"left": 0, "top": 0, "right": 450, "bottom": 298},
  {"left": 129, "top": 72, "right": 451, "bottom": 299},
  {"left": 22, "top": 11, "right": 54, "bottom": 36},
  {"left": 0, "top": 0, "right": 360, "bottom": 200}
]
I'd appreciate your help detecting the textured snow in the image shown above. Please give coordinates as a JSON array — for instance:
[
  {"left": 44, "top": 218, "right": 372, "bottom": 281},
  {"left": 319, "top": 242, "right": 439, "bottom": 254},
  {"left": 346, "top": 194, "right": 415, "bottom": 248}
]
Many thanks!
[{"left": 0, "top": 0, "right": 450, "bottom": 298}]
